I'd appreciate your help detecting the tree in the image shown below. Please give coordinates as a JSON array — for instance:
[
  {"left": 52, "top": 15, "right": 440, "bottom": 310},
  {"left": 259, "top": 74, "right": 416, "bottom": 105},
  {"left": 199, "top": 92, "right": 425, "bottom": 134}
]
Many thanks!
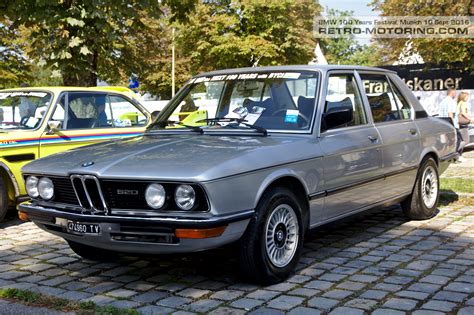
[
  {"left": 318, "top": 9, "right": 383, "bottom": 66},
  {"left": 370, "top": 0, "right": 473, "bottom": 69},
  {"left": 139, "top": 0, "right": 323, "bottom": 98},
  {"left": 0, "top": 18, "right": 31, "bottom": 88},
  {"left": 2, "top": 0, "right": 197, "bottom": 86},
  {"left": 176, "top": 0, "right": 321, "bottom": 73}
]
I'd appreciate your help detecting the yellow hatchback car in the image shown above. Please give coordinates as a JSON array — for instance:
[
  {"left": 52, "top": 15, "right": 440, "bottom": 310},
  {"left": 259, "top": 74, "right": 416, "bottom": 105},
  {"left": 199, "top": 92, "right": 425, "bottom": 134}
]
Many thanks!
[{"left": 0, "top": 86, "right": 151, "bottom": 220}]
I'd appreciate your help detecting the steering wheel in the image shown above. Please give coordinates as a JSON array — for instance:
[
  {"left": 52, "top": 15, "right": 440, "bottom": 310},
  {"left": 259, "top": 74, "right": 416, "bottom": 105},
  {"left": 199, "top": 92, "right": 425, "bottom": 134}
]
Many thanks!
[{"left": 270, "top": 109, "right": 310, "bottom": 126}]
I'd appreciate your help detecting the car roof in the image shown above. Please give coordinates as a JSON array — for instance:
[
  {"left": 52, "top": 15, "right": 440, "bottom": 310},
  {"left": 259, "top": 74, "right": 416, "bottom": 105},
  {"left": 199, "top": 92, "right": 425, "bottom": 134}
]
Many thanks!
[{"left": 195, "top": 64, "right": 396, "bottom": 77}]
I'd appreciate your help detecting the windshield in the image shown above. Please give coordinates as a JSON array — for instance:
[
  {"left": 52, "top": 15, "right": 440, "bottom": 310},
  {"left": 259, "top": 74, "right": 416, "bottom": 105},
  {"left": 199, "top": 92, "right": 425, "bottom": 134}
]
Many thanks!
[
  {"left": 0, "top": 91, "right": 52, "bottom": 130},
  {"left": 150, "top": 71, "right": 319, "bottom": 132}
]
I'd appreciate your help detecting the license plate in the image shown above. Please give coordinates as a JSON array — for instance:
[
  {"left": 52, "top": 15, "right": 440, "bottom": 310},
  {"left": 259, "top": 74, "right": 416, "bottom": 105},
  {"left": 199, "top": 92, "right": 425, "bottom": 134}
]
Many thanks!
[{"left": 67, "top": 221, "right": 100, "bottom": 235}]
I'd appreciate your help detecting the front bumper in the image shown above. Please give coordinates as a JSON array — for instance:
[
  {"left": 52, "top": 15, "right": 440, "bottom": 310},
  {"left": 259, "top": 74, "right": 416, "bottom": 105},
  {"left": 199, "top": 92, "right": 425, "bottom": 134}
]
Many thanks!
[{"left": 19, "top": 202, "right": 253, "bottom": 254}]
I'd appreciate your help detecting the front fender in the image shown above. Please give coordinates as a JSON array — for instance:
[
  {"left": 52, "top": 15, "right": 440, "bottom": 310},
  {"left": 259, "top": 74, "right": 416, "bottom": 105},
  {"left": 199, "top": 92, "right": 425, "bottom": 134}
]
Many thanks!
[
  {"left": 0, "top": 159, "right": 20, "bottom": 201},
  {"left": 202, "top": 157, "right": 323, "bottom": 215}
]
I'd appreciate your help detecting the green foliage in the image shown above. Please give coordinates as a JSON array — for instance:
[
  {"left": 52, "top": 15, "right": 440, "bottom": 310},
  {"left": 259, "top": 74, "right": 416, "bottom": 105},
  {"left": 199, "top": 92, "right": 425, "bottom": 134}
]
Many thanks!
[
  {"left": 3, "top": 0, "right": 197, "bottom": 86},
  {"left": 0, "top": 288, "right": 41, "bottom": 304},
  {"left": 0, "top": 18, "right": 32, "bottom": 88},
  {"left": 319, "top": 9, "right": 383, "bottom": 66},
  {"left": 3, "top": 0, "right": 322, "bottom": 96},
  {"left": 139, "top": 0, "right": 322, "bottom": 97},
  {"left": 0, "top": 287, "right": 140, "bottom": 314},
  {"left": 370, "top": 0, "right": 473, "bottom": 68},
  {"left": 178, "top": 0, "right": 321, "bottom": 72}
]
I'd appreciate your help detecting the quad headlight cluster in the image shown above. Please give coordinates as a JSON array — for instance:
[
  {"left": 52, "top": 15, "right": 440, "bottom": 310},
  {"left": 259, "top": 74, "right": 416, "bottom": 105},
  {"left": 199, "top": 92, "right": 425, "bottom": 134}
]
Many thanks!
[
  {"left": 26, "top": 176, "right": 54, "bottom": 200},
  {"left": 145, "top": 183, "right": 197, "bottom": 211}
]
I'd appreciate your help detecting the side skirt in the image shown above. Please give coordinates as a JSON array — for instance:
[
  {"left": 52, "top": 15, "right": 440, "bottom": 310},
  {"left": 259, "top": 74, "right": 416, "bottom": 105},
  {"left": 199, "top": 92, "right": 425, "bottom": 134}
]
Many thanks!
[{"left": 308, "top": 192, "right": 411, "bottom": 230}]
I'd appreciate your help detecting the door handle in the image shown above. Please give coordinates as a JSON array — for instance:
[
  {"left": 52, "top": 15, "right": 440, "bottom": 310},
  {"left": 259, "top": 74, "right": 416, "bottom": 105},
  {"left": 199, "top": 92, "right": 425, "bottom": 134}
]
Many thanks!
[
  {"left": 409, "top": 128, "right": 417, "bottom": 135},
  {"left": 368, "top": 135, "right": 378, "bottom": 143}
]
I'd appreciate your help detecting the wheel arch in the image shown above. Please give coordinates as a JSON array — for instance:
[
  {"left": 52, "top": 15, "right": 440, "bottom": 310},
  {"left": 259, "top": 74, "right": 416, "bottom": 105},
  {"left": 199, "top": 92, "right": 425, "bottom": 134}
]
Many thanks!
[
  {"left": 419, "top": 149, "right": 439, "bottom": 166},
  {"left": 423, "top": 152, "right": 439, "bottom": 166},
  {"left": 0, "top": 161, "right": 20, "bottom": 204},
  {"left": 255, "top": 172, "right": 310, "bottom": 233}
]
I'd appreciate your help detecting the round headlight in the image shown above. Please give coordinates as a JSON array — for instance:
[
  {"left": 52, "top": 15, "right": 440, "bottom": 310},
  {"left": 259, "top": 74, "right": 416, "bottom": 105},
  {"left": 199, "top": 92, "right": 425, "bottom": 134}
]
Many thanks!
[
  {"left": 38, "top": 177, "right": 54, "bottom": 200},
  {"left": 26, "top": 176, "right": 39, "bottom": 198},
  {"left": 175, "top": 185, "right": 196, "bottom": 210},
  {"left": 145, "top": 183, "right": 166, "bottom": 209}
]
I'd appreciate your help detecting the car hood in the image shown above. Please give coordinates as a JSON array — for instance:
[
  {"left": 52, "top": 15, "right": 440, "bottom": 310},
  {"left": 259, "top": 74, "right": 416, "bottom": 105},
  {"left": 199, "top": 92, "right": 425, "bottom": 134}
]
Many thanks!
[{"left": 23, "top": 132, "right": 320, "bottom": 182}]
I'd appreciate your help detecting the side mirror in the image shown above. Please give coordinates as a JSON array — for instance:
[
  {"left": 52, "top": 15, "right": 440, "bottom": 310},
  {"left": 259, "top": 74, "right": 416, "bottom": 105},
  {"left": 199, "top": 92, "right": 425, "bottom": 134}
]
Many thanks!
[
  {"left": 322, "top": 109, "right": 353, "bottom": 132},
  {"left": 47, "top": 120, "right": 61, "bottom": 133}
]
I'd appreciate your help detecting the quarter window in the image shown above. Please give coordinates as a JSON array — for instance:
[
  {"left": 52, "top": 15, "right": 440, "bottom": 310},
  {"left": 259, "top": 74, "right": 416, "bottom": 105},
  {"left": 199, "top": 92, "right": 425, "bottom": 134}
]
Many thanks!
[
  {"left": 360, "top": 74, "right": 411, "bottom": 123},
  {"left": 389, "top": 80, "right": 412, "bottom": 119},
  {"left": 107, "top": 95, "right": 147, "bottom": 127},
  {"left": 323, "top": 74, "right": 367, "bottom": 131}
]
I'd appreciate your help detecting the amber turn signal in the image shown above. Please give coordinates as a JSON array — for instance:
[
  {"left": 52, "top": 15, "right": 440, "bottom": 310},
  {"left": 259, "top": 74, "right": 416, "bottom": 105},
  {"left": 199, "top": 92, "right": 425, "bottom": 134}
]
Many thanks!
[
  {"left": 18, "top": 211, "right": 29, "bottom": 221},
  {"left": 175, "top": 226, "right": 227, "bottom": 239}
]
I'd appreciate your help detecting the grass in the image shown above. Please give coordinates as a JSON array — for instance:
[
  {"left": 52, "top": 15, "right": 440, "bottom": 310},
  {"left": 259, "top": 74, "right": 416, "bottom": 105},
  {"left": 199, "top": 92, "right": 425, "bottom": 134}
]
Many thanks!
[
  {"left": 440, "top": 177, "right": 474, "bottom": 194},
  {"left": 439, "top": 194, "right": 474, "bottom": 207},
  {"left": 0, "top": 288, "right": 140, "bottom": 315}
]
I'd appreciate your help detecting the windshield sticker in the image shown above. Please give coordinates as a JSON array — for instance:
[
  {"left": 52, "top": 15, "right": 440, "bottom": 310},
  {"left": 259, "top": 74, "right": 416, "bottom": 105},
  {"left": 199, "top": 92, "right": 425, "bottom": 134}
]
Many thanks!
[
  {"left": 210, "top": 75, "right": 227, "bottom": 81},
  {"left": 195, "top": 77, "right": 211, "bottom": 83},
  {"left": 0, "top": 92, "right": 48, "bottom": 99},
  {"left": 203, "top": 72, "right": 302, "bottom": 82},
  {"left": 284, "top": 110, "right": 299, "bottom": 123}
]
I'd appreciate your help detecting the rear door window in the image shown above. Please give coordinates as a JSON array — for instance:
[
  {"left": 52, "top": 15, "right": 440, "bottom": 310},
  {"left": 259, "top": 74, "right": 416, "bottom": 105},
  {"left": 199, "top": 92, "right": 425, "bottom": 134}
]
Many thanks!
[{"left": 359, "top": 74, "right": 410, "bottom": 123}]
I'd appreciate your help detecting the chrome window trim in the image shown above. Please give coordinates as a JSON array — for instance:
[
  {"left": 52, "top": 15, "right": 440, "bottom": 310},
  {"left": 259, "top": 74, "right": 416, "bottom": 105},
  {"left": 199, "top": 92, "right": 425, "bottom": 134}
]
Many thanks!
[{"left": 150, "top": 70, "right": 323, "bottom": 135}]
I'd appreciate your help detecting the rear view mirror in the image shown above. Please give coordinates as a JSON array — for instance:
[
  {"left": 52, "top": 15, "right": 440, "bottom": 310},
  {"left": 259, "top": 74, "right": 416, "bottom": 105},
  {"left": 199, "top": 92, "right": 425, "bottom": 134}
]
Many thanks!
[{"left": 322, "top": 109, "right": 353, "bottom": 132}]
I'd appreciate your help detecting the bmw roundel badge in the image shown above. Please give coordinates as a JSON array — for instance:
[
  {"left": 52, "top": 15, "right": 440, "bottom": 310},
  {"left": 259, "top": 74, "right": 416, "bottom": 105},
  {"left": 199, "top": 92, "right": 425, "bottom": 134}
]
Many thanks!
[{"left": 81, "top": 161, "right": 95, "bottom": 167}]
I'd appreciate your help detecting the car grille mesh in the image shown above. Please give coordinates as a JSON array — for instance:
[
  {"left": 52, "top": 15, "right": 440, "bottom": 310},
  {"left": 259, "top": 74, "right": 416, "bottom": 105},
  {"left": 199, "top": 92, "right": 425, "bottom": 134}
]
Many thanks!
[
  {"left": 50, "top": 177, "right": 79, "bottom": 205},
  {"left": 101, "top": 181, "right": 150, "bottom": 209}
]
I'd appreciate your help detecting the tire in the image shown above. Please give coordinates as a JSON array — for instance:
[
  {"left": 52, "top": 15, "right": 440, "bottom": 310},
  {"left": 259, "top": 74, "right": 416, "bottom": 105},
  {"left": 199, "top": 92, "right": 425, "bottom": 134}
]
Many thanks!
[
  {"left": 401, "top": 157, "right": 439, "bottom": 220},
  {"left": 239, "top": 187, "right": 304, "bottom": 284},
  {"left": 0, "top": 177, "right": 9, "bottom": 222},
  {"left": 67, "top": 240, "right": 118, "bottom": 261}
]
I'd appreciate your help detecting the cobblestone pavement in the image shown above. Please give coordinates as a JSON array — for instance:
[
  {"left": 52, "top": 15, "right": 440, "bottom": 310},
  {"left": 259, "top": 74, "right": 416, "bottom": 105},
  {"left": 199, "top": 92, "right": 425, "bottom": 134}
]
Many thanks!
[{"left": 0, "top": 200, "right": 473, "bottom": 315}]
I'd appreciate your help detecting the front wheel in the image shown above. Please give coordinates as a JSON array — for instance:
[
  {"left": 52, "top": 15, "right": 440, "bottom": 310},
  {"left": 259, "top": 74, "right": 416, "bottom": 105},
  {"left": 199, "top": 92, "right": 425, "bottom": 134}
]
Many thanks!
[
  {"left": 239, "top": 187, "right": 304, "bottom": 284},
  {"left": 401, "top": 157, "right": 439, "bottom": 220}
]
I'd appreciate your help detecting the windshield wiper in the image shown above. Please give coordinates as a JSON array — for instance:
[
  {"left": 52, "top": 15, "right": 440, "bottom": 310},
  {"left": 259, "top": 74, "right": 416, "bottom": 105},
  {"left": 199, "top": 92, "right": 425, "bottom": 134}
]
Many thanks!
[
  {"left": 197, "top": 117, "right": 245, "bottom": 124},
  {"left": 226, "top": 122, "right": 268, "bottom": 136},
  {"left": 197, "top": 118, "right": 267, "bottom": 136},
  {"left": 150, "top": 120, "right": 203, "bottom": 134}
]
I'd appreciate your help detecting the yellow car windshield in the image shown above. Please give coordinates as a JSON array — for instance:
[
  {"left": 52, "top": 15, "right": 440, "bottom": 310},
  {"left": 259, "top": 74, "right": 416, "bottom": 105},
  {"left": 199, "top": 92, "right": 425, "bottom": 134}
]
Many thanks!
[{"left": 0, "top": 91, "right": 52, "bottom": 130}]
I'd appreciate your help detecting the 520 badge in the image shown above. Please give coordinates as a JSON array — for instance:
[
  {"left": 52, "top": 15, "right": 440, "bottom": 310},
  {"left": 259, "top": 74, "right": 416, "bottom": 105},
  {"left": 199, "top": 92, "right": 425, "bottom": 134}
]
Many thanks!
[{"left": 67, "top": 221, "right": 100, "bottom": 234}]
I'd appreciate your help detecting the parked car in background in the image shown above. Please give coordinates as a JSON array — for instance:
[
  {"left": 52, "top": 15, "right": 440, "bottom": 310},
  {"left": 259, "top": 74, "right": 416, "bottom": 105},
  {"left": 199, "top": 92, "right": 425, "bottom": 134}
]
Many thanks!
[
  {"left": 466, "top": 124, "right": 474, "bottom": 147},
  {"left": 19, "top": 66, "right": 458, "bottom": 284},
  {"left": 0, "top": 86, "right": 150, "bottom": 220}
]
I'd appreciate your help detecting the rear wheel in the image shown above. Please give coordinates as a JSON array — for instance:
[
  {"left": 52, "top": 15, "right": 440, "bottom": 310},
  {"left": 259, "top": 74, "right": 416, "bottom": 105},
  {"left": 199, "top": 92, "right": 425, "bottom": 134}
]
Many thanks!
[
  {"left": 239, "top": 187, "right": 304, "bottom": 284},
  {"left": 0, "top": 177, "right": 9, "bottom": 221},
  {"left": 401, "top": 158, "right": 439, "bottom": 220},
  {"left": 67, "top": 240, "right": 118, "bottom": 261}
]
